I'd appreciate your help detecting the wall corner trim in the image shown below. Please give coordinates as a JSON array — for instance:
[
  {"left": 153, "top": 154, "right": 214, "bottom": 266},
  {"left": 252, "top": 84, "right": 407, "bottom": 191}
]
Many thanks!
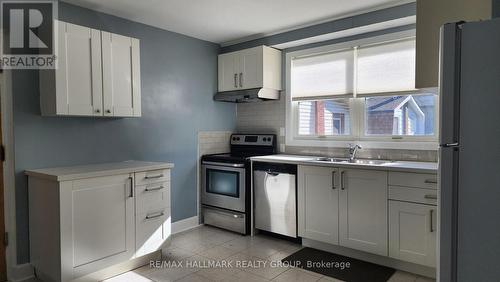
[
  {"left": 9, "top": 263, "right": 34, "bottom": 282},
  {"left": 172, "top": 216, "right": 200, "bottom": 234}
]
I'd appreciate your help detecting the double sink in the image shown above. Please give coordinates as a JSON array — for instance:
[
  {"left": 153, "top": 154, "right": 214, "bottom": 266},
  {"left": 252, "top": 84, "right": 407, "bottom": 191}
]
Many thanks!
[{"left": 313, "top": 157, "right": 394, "bottom": 165}]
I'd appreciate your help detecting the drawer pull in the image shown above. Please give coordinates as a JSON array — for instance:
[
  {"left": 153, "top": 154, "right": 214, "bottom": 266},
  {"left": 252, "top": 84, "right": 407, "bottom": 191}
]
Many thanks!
[
  {"left": 145, "top": 174, "right": 164, "bottom": 179},
  {"left": 332, "top": 171, "right": 336, "bottom": 190},
  {"left": 146, "top": 212, "right": 164, "bottom": 220},
  {"left": 424, "top": 194, "right": 437, "bottom": 199},
  {"left": 145, "top": 185, "right": 164, "bottom": 192},
  {"left": 430, "top": 209, "right": 434, "bottom": 232},
  {"left": 424, "top": 179, "right": 437, "bottom": 184}
]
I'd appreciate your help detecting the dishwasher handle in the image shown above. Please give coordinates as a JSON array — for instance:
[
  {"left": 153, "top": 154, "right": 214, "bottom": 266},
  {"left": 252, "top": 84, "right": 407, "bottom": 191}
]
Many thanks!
[{"left": 265, "top": 170, "right": 280, "bottom": 176}]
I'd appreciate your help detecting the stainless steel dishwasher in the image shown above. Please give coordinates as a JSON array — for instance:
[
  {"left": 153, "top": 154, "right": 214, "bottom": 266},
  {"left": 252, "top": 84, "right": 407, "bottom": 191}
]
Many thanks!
[{"left": 253, "top": 162, "right": 297, "bottom": 238}]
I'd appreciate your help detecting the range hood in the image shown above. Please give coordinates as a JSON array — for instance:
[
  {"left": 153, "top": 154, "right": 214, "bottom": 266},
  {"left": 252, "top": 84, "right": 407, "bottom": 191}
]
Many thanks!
[{"left": 214, "top": 88, "right": 280, "bottom": 103}]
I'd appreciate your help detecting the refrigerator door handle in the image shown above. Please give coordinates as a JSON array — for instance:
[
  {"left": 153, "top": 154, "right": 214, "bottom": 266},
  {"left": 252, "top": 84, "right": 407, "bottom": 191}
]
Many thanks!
[{"left": 440, "top": 142, "right": 460, "bottom": 148}]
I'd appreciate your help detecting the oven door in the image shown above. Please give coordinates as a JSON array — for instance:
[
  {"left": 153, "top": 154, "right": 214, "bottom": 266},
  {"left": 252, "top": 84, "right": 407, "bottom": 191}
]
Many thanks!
[{"left": 201, "top": 162, "right": 246, "bottom": 212}]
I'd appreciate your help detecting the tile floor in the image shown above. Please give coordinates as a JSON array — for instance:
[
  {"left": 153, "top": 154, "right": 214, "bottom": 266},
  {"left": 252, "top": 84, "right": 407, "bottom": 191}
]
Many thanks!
[{"left": 101, "top": 225, "right": 435, "bottom": 282}]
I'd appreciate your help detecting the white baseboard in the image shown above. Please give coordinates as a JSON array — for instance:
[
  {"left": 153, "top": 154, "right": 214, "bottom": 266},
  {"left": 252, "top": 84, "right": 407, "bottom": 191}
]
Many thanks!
[
  {"left": 9, "top": 263, "right": 34, "bottom": 282},
  {"left": 172, "top": 216, "right": 200, "bottom": 234}
]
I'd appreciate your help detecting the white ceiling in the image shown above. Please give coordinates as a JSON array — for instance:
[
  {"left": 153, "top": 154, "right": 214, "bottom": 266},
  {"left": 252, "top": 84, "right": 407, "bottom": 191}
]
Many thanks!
[{"left": 62, "top": 0, "right": 412, "bottom": 44}]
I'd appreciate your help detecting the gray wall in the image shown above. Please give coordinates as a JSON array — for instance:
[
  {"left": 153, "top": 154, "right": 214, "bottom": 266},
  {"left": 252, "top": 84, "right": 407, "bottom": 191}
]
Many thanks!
[
  {"left": 13, "top": 2, "right": 235, "bottom": 263},
  {"left": 494, "top": 0, "right": 500, "bottom": 17}
]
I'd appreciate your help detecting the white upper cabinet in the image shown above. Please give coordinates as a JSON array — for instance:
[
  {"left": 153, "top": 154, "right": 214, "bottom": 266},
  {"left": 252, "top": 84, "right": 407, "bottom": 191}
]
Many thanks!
[
  {"left": 102, "top": 32, "right": 141, "bottom": 117},
  {"left": 339, "top": 168, "right": 388, "bottom": 256},
  {"left": 40, "top": 20, "right": 141, "bottom": 117},
  {"left": 298, "top": 165, "right": 339, "bottom": 245},
  {"left": 218, "top": 52, "right": 240, "bottom": 92},
  {"left": 218, "top": 46, "right": 282, "bottom": 92},
  {"left": 416, "top": 0, "right": 491, "bottom": 88}
]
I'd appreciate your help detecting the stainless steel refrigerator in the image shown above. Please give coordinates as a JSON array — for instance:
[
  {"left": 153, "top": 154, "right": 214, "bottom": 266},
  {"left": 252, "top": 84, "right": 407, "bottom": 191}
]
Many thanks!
[{"left": 439, "top": 19, "right": 500, "bottom": 282}]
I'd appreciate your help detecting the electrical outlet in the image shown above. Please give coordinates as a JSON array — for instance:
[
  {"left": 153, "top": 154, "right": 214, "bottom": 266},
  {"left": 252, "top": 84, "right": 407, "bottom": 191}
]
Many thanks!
[{"left": 279, "top": 127, "right": 285, "bottom": 137}]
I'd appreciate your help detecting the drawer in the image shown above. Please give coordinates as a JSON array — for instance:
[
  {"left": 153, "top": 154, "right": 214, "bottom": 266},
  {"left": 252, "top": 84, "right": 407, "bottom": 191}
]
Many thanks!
[
  {"left": 202, "top": 206, "right": 246, "bottom": 234},
  {"left": 135, "top": 169, "right": 170, "bottom": 186},
  {"left": 389, "top": 186, "right": 438, "bottom": 205},
  {"left": 136, "top": 208, "right": 171, "bottom": 257},
  {"left": 389, "top": 172, "right": 437, "bottom": 189},
  {"left": 135, "top": 181, "right": 170, "bottom": 214}
]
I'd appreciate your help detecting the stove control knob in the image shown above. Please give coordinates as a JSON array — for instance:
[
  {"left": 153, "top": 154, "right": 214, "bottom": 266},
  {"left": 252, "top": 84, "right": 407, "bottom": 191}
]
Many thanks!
[{"left": 236, "top": 137, "right": 240, "bottom": 141}]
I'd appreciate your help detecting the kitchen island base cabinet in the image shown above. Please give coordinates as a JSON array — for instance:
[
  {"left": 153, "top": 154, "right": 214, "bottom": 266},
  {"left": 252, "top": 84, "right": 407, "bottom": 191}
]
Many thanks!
[
  {"left": 27, "top": 162, "right": 173, "bottom": 282},
  {"left": 298, "top": 166, "right": 339, "bottom": 245},
  {"left": 339, "top": 169, "right": 388, "bottom": 256},
  {"left": 389, "top": 201, "right": 436, "bottom": 267}
]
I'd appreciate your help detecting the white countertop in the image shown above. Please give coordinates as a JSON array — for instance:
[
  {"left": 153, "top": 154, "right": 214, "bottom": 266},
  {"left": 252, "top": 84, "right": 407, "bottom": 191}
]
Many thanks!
[
  {"left": 25, "top": 160, "right": 174, "bottom": 181},
  {"left": 251, "top": 154, "right": 438, "bottom": 173}
]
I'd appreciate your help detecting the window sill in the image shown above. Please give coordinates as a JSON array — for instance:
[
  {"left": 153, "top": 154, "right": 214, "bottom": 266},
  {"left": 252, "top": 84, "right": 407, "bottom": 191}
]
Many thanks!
[{"left": 285, "top": 138, "right": 439, "bottom": 151}]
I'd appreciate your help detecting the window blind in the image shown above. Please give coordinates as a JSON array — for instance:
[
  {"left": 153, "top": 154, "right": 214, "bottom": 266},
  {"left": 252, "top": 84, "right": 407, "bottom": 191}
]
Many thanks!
[
  {"left": 356, "top": 38, "right": 416, "bottom": 96},
  {"left": 291, "top": 49, "right": 354, "bottom": 101}
]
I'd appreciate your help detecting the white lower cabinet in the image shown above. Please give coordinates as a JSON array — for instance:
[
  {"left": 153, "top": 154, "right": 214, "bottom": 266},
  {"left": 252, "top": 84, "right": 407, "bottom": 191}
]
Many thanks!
[
  {"left": 389, "top": 201, "right": 437, "bottom": 267},
  {"left": 339, "top": 169, "right": 388, "bottom": 256},
  {"left": 67, "top": 174, "right": 136, "bottom": 278},
  {"left": 298, "top": 166, "right": 388, "bottom": 256},
  {"left": 298, "top": 165, "right": 339, "bottom": 245},
  {"left": 298, "top": 164, "right": 438, "bottom": 268},
  {"left": 27, "top": 162, "right": 172, "bottom": 282}
]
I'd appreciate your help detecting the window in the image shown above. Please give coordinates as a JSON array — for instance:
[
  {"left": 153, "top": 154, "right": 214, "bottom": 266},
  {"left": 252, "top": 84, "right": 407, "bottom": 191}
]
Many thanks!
[
  {"left": 364, "top": 94, "right": 436, "bottom": 137},
  {"left": 286, "top": 32, "right": 438, "bottom": 149},
  {"left": 297, "top": 99, "right": 351, "bottom": 136}
]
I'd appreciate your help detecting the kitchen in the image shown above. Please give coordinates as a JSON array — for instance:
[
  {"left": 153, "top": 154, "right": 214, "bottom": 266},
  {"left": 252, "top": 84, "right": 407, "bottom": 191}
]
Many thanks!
[{"left": 1, "top": 0, "right": 499, "bottom": 282}]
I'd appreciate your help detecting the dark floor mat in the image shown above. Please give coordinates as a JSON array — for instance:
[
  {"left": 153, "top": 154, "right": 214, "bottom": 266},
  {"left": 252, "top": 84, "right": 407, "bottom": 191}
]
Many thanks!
[{"left": 282, "top": 247, "right": 395, "bottom": 282}]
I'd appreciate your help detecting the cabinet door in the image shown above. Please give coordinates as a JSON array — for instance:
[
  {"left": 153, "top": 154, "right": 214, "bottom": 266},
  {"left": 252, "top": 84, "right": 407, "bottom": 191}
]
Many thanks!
[
  {"left": 218, "top": 52, "right": 239, "bottom": 92},
  {"left": 102, "top": 32, "right": 141, "bottom": 117},
  {"left": 389, "top": 201, "right": 436, "bottom": 267},
  {"left": 239, "top": 47, "right": 263, "bottom": 90},
  {"left": 298, "top": 165, "right": 339, "bottom": 245},
  {"left": 339, "top": 169, "right": 388, "bottom": 256},
  {"left": 60, "top": 174, "right": 135, "bottom": 279},
  {"left": 56, "top": 21, "right": 102, "bottom": 116}
]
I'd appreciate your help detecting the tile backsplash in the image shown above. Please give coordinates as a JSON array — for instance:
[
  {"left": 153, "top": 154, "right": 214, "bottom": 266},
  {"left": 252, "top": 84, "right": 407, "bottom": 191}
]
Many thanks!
[{"left": 235, "top": 94, "right": 438, "bottom": 162}]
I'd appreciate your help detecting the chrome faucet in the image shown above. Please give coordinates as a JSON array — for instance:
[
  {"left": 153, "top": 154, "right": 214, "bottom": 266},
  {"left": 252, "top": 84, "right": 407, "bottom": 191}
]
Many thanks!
[{"left": 348, "top": 144, "right": 362, "bottom": 162}]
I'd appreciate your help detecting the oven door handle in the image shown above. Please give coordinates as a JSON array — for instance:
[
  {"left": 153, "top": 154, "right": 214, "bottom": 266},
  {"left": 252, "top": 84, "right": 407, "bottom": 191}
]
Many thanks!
[{"left": 202, "top": 161, "right": 245, "bottom": 168}]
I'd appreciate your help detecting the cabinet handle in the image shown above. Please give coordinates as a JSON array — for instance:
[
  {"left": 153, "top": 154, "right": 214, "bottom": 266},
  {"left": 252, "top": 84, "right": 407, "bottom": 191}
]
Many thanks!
[
  {"left": 424, "top": 194, "right": 437, "bottom": 199},
  {"left": 430, "top": 209, "right": 434, "bottom": 232},
  {"left": 129, "top": 176, "right": 134, "bottom": 198},
  {"left": 146, "top": 212, "right": 164, "bottom": 220},
  {"left": 95, "top": 109, "right": 100, "bottom": 113},
  {"left": 145, "top": 174, "right": 164, "bottom": 179},
  {"left": 424, "top": 179, "right": 437, "bottom": 184},
  {"left": 106, "top": 109, "right": 111, "bottom": 114},
  {"left": 145, "top": 185, "right": 164, "bottom": 192},
  {"left": 340, "top": 171, "right": 346, "bottom": 190},
  {"left": 332, "top": 171, "right": 336, "bottom": 189},
  {"left": 239, "top": 72, "right": 243, "bottom": 87},
  {"left": 234, "top": 73, "right": 238, "bottom": 88}
]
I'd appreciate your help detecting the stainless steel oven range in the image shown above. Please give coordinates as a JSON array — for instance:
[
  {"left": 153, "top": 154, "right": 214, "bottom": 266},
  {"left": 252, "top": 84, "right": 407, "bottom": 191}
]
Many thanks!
[{"left": 201, "top": 134, "right": 276, "bottom": 234}]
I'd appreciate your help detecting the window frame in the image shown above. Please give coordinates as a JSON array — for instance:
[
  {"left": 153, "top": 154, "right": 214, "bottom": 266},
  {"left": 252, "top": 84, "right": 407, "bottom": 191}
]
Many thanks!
[{"left": 285, "top": 30, "right": 439, "bottom": 150}]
